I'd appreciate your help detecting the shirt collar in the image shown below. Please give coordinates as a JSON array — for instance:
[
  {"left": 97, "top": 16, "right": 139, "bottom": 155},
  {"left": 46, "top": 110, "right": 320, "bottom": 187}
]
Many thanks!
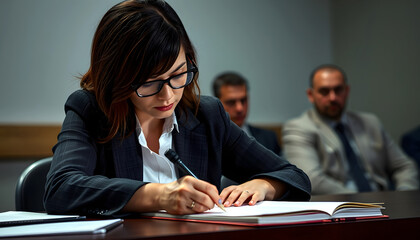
[
  {"left": 320, "top": 112, "right": 348, "bottom": 129},
  {"left": 135, "top": 112, "right": 179, "bottom": 136},
  {"left": 163, "top": 112, "right": 179, "bottom": 133}
]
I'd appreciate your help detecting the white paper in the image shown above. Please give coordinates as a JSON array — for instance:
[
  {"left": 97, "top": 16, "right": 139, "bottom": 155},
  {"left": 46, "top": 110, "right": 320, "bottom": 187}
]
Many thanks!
[
  {"left": 0, "top": 219, "right": 123, "bottom": 238},
  {"left": 203, "top": 201, "right": 348, "bottom": 216},
  {"left": 0, "top": 211, "right": 81, "bottom": 223},
  {"left": 143, "top": 201, "right": 384, "bottom": 225}
]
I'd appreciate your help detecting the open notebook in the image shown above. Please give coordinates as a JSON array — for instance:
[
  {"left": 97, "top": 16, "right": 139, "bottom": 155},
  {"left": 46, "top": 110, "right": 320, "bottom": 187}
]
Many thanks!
[{"left": 141, "top": 201, "right": 386, "bottom": 226}]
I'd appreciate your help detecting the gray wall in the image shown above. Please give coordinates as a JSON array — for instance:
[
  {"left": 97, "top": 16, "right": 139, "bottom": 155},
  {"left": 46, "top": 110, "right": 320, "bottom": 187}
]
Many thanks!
[
  {"left": 0, "top": 0, "right": 118, "bottom": 124},
  {"left": 331, "top": 0, "right": 420, "bottom": 141},
  {"left": 0, "top": 0, "right": 331, "bottom": 125}
]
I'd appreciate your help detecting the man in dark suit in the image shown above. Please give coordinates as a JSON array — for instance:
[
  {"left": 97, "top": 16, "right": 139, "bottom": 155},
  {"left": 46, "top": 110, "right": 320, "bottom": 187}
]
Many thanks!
[
  {"left": 212, "top": 72, "right": 281, "bottom": 155},
  {"left": 401, "top": 125, "right": 420, "bottom": 174}
]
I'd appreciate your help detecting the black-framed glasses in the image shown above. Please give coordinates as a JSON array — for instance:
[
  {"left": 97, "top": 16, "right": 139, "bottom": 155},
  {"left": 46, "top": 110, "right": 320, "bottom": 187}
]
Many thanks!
[{"left": 132, "top": 60, "right": 198, "bottom": 98}]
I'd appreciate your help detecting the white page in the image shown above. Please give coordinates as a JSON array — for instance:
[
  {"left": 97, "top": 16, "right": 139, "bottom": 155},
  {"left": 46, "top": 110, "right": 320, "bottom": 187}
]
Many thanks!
[
  {"left": 0, "top": 219, "right": 123, "bottom": 238},
  {"left": 0, "top": 211, "right": 81, "bottom": 222},
  {"left": 199, "top": 201, "right": 360, "bottom": 217}
]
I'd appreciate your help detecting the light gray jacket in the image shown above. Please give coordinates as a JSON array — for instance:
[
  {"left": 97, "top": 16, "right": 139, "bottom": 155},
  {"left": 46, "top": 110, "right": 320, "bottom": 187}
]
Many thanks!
[{"left": 282, "top": 109, "right": 418, "bottom": 195}]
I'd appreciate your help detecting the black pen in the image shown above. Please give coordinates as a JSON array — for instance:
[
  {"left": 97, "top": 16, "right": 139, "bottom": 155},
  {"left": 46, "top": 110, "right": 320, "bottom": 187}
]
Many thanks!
[{"left": 165, "top": 149, "right": 226, "bottom": 212}]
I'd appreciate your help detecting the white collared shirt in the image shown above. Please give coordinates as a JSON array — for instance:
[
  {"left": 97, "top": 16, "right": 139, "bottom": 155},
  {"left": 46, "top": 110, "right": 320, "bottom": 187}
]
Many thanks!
[{"left": 135, "top": 113, "right": 179, "bottom": 183}]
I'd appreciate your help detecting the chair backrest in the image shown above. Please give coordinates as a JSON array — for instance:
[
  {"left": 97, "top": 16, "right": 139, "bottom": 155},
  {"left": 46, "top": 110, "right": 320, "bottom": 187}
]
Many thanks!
[{"left": 15, "top": 157, "right": 52, "bottom": 211}]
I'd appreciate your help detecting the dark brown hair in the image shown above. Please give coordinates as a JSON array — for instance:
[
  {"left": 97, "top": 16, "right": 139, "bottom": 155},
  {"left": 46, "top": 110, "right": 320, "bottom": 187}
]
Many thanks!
[
  {"left": 80, "top": 0, "right": 200, "bottom": 142},
  {"left": 309, "top": 64, "right": 347, "bottom": 87},
  {"left": 212, "top": 72, "right": 249, "bottom": 98}
]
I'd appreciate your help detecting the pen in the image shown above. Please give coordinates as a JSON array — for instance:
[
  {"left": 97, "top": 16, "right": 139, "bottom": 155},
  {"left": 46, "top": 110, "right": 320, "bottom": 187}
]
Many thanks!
[{"left": 164, "top": 149, "right": 226, "bottom": 212}]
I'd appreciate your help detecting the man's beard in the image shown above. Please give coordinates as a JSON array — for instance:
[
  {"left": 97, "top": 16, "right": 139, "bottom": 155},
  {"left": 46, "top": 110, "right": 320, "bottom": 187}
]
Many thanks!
[{"left": 315, "top": 102, "right": 345, "bottom": 121}]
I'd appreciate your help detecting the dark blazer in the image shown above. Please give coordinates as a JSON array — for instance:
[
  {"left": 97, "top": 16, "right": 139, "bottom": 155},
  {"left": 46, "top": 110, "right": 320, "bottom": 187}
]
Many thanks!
[
  {"left": 248, "top": 125, "right": 281, "bottom": 155},
  {"left": 44, "top": 90, "right": 310, "bottom": 216},
  {"left": 401, "top": 126, "right": 420, "bottom": 169}
]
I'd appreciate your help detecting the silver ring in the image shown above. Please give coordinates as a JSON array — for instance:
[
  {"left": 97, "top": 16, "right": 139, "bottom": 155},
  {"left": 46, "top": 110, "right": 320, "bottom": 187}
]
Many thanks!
[{"left": 188, "top": 200, "right": 196, "bottom": 209}]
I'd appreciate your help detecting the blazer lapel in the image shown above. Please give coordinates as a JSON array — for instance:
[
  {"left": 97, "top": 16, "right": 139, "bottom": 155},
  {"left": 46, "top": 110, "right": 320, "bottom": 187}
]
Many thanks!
[
  {"left": 111, "top": 133, "right": 143, "bottom": 180},
  {"left": 172, "top": 110, "right": 209, "bottom": 181},
  {"left": 109, "top": 108, "right": 209, "bottom": 182},
  {"left": 309, "top": 109, "right": 346, "bottom": 160}
]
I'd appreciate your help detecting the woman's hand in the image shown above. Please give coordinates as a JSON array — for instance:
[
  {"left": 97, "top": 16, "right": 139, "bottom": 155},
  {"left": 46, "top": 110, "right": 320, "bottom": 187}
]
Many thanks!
[
  {"left": 220, "top": 178, "right": 287, "bottom": 207},
  {"left": 124, "top": 176, "right": 222, "bottom": 215},
  {"left": 158, "top": 176, "right": 223, "bottom": 214}
]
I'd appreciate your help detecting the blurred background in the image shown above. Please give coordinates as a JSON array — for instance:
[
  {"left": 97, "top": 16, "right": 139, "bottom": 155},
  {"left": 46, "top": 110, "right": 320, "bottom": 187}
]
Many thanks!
[{"left": 1, "top": 0, "right": 419, "bottom": 211}]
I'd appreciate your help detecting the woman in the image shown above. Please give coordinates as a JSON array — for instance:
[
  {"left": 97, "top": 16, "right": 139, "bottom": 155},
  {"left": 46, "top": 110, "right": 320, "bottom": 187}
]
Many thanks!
[{"left": 44, "top": 0, "right": 311, "bottom": 216}]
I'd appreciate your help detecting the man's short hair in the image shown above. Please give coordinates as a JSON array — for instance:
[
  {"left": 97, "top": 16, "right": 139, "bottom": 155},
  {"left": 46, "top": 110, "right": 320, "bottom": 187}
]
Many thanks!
[
  {"left": 309, "top": 64, "right": 347, "bottom": 87},
  {"left": 212, "top": 72, "right": 249, "bottom": 98}
]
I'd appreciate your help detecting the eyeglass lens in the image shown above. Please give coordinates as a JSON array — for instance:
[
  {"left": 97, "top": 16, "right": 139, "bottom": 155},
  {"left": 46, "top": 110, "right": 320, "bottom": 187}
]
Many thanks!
[{"left": 136, "top": 71, "right": 194, "bottom": 97}]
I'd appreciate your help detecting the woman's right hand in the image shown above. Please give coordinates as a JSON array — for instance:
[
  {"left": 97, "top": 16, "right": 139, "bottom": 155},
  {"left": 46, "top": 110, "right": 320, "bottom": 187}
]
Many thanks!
[{"left": 123, "top": 176, "right": 222, "bottom": 215}]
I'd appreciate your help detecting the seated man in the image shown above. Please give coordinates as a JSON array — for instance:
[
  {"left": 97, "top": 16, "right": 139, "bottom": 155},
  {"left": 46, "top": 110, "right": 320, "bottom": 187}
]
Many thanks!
[
  {"left": 282, "top": 64, "right": 419, "bottom": 194},
  {"left": 212, "top": 72, "right": 281, "bottom": 155}
]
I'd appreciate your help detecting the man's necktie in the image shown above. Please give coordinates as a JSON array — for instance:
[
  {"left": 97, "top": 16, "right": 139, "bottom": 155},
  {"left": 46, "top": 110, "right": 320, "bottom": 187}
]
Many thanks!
[{"left": 334, "top": 123, "right": 372, "bottom": 192}]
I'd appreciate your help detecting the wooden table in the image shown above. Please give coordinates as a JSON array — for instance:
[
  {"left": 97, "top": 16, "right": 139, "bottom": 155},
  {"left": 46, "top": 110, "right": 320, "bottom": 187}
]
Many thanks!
[{"left": 9, "top": 190, "right": 420, "bottom": 239}]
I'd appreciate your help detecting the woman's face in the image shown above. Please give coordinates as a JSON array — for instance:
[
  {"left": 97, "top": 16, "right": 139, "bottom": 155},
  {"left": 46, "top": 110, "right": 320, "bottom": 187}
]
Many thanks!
[{"left": 130, "top": 47, "right": 187, "bottom": 124}]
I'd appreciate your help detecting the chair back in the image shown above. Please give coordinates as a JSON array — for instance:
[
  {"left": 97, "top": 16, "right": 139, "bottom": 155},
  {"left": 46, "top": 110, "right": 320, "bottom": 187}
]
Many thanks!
[{"left": 15, "top": 157, "right": 52, "bottom": 211}]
